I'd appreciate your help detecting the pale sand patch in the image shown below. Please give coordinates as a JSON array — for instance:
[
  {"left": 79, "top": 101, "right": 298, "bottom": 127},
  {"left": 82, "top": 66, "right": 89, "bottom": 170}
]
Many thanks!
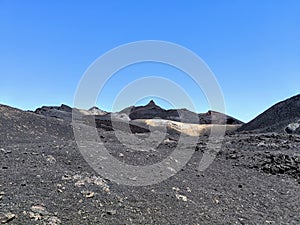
[{"left": 133, "top": 119, "right": 242, "bottom": 136}]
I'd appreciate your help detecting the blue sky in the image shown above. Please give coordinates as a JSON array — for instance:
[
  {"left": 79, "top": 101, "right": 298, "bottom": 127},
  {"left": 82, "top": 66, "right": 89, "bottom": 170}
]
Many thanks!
[{"left": 0, "top": 0, "right": 299, "bottom": 122}]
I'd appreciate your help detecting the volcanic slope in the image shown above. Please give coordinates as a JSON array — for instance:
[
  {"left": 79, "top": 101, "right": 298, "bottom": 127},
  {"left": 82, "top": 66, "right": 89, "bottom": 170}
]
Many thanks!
[
  {"left": 0, "top": 104, "right": 73, "bottom": 144},
  {"left": 0, "top": 102, "right": 300, "bottom": 224},
  {"left": 239, "top": 94, "right": 300, "bottom": 134},
  {"left": 34, "top": 104, "right": 107, "bottom": 122},
  {"left": 120, "top": 100, "right": 243, "bottom": 124}
]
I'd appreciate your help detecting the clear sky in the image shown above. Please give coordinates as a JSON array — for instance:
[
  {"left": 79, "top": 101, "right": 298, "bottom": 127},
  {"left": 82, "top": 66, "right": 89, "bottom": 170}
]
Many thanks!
[{"left": 0, "top": 0, "right": 299, "bottom": 122}]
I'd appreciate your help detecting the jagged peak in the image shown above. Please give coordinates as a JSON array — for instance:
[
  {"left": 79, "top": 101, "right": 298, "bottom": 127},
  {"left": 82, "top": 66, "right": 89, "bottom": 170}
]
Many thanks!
[
  {"left": 88, "top": 106, "right": 100, "bottom": 111},
  {"left": 146, "top": 100, "right": 157, "bottom": 107}
]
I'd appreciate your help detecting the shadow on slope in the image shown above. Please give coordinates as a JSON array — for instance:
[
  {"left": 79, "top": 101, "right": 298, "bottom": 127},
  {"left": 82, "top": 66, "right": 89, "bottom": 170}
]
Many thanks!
[
  {"left": 238, "top": 94, "right": 300, "bottom": 134},
  {"left": 0, "top": 104, "right": 73, "bottom": 144}
]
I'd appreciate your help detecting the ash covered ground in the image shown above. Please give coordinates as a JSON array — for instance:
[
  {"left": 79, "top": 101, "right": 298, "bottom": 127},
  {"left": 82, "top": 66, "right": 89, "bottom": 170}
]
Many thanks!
[{"left": 0, "top": 96, "right": 300, "bottom": 225}]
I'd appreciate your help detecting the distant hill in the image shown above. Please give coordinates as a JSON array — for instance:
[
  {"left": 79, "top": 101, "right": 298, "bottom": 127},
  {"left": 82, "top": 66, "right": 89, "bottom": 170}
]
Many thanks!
[
  {"left": 120, "top": 100, "right": 243, "bottom": 125},
  {"left": 0, "top": 104, "right": 73, "bottom": 144},
  {"left": 34, "top": 104, "right": 107, "bottom": 121},
  {"left": 238, "top": 94, "right": 300, "bottom": 134},
  {"left": 32, "top": 100, "right": 243, "bottom": 126}
]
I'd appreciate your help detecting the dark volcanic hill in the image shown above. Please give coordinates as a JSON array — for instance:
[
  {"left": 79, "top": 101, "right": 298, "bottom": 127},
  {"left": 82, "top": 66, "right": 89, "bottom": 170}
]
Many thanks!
[
  {"left": 34, "top": 104, "right": 73, "bottom": 121},
  {"left": 239, "top": 94, "right": 300, "bottom": 134},
  {"left": 34, "top": 104, "right": 107, "bottom": 122},
  {"left": 0, "top": 104, "right": 73, "bottom": 144},
  {"left": 32, "top": 101, "right": 243, "bottom": 128},
  {"left": 120, "top": 100, "right": 243, "bottom": 125}
]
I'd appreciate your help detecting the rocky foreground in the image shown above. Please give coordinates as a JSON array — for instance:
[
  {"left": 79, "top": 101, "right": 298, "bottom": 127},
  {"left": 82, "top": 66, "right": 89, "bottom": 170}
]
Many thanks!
[
  {"left": 0, "top": 130, "right": 300, "bottom": 225},
  {"left": 0, "top": 96, "right": 300, "bottom": 224}
]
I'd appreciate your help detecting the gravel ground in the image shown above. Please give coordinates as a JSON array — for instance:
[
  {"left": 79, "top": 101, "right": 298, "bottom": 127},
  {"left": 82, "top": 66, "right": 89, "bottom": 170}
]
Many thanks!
[
  {"left": 0, "top": 104, "right": 299, "bottom": 224},
  {"left": 1, "top": 130, "right": 299, "bottom": 225}
]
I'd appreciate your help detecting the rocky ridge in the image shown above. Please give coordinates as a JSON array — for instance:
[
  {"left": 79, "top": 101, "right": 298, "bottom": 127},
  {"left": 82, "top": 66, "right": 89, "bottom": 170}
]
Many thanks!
[{"left": 239, "top": 94, "right": 300, "bottom": 134}]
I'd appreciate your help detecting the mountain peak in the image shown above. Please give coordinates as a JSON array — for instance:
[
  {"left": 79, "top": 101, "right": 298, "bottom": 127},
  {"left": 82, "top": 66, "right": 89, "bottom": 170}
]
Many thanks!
[
  {"left": 147, "top": 100, "right": 156, "bottom": 106},
  {"left": 88, "top": 106, "right": 100, "bottom": 111}
]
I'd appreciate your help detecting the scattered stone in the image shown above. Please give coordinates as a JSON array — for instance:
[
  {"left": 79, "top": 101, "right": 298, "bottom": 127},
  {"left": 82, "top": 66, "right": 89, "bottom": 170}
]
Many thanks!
[
  {"left": 260, "top": 154, "right": 300, "bottom": 181},
  {"left": 172, "top": 187, "right": 180, "bottom": 192},
  {"left": 103, "top": 187, "right": 110, "bottom": 193},
  {"left": 46, "top": 155, "right": 57, "bottom": 164},
  {"left": 285, "top": 122, "right": 300, "bottom": 134},
  {"left": 61, "top": 174, "right": 72, "bottom": 181},
  {"left": 175, "top": 193, "right": 188, "bottom": 202},
  {"left": 106, "top": 209, "right": 117, "bottom": 215},
  {"left": 64, "top": 160, "right": 72, "bottom": 165},
  {"left": 163, "top": 138, "right": 177, "bottom": 144},
  {"left": 28, "top": 211, "right": 41, "bottom": 221},
  {"left": 214, "top": 198, "right": 220, "bottom": 204},
  {"left": 128, "top": 176, "right": 137, "bottom": 181},
  {"left": 0, "top": 212, "right": 16, "bottom": 224},
  {"left": 47, "top": 216, "right": 62, "bottom": 225},
  {"left": 257, "top": 142, "right": 267, "bottom": 148},
  {"left": 229, "top": 154, "right": 238, "bottom": 159},
  {"left": 81, "top": 190, "right": 95, "bottom": 198},
  {"left": 31, "top": 205, "right": 48, "bottom": 215},
  {"left": 167, "top": 167, "right": 176, "bottom": 173},
  {"left": 92, "top": 176, "right": 105, "bottom": 186},
  {"left": 56, "top": 183, "right": 65, "bottom": 193},
  {"left": 74, "top": 180, "right": 85, "bottom": 187},
  {"left": 72, "top": 174, "right": 82, "bottom": 180},
  {"left": 0, "top": 148, "right": 11, "bottom": 154},
  {"left": 85, "top": 191, "right": 95, "bottom": 198},
  {"left": 71, "top": 174, "right": 110, "bottom": 193}
]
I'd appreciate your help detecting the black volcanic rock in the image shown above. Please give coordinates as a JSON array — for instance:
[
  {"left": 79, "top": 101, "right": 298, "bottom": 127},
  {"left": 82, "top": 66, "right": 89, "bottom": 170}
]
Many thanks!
[
  {"left": 34, "top": 104, "right": 107, "bottom": 122},
  {"left": 120, "top": 100, "right": 243, "bottom": 125},
  {"left": 198, "top": 110, "right": 243, "bottom": 125},
  {"left": 33, "top": 101, "right": 242, "bottom": 126},
  {"left": 120, "top": 100, "right": 166, "bottom": 119},
  {"left": 85, "top": 106, "right": 107, "bottom": 115},
  {"left": 35, "top": 104, "right": 73, "bottom": 121},
  {"left": 239, "top": 94, "right": 300, "bottom": 134},
  {"left": 0, "top": 104, "right": 73, "bottom": 144},
  {"left": 119, "top": 100, "right": 198, "bottom": 123}
]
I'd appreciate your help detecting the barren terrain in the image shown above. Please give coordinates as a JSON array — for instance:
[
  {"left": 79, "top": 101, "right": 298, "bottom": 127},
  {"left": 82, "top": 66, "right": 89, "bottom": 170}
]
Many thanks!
[{"left": 0, "top": 97, "right": 300, "bottom": 224}]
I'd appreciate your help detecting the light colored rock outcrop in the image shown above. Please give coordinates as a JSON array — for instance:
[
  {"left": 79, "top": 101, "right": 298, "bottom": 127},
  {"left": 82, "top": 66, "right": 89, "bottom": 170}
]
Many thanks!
[{"left": 134, "top": 119, "right": 242, "bottom": 136}]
